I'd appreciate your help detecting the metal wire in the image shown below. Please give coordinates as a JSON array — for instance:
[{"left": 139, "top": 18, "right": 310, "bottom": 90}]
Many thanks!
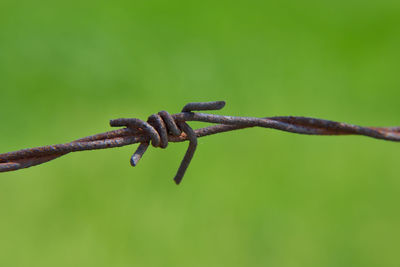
[{"left": 1, "top": 101, "right": 399, "bottom": 184}]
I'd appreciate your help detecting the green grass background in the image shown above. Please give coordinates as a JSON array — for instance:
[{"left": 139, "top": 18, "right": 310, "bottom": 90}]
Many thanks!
[{"left": 1, "top": 1, "right": 400, "bottom": 266}]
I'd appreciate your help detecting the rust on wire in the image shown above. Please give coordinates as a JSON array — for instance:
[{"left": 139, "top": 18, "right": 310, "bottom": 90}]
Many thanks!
[{"left": 1, "top": 101, "right": 399, "bottom": 184}]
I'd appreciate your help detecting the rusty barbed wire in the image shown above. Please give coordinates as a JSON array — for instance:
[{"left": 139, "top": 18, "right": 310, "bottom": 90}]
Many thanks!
[{"left": 1, "top": 101, "right": 399, "bottom": 184}]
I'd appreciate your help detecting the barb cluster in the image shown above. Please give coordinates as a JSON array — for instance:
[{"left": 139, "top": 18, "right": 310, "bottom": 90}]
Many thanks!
[
  {"left": 1, "top": 101, "right": 399, "bottom": 184},
  {"left": 109, "top": 101, "right": 225, "bottom": 184}
]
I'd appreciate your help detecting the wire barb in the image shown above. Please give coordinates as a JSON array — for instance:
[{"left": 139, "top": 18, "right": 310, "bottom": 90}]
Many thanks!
[{"left": 1, "top": 100, "right": 399, "bottom": 184}]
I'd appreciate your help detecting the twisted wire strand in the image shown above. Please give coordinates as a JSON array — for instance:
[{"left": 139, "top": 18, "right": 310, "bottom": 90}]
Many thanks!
[{"left": 0, "top": 101, "right": 399, "bottom": 184}]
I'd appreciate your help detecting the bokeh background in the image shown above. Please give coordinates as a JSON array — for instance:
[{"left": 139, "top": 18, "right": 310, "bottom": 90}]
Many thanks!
[{"left": 1, "top": 1, "right": 400, "bottom": 266}]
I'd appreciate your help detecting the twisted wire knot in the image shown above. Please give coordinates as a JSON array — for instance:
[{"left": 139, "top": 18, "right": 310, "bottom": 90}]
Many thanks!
[{"left": 109, "top": 101, "right": 226, "bottom": 184}]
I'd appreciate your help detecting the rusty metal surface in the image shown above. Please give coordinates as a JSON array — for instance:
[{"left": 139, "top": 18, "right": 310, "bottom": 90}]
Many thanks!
[{"left": 1, "top": 101, "right": 399, "bottom": 184}]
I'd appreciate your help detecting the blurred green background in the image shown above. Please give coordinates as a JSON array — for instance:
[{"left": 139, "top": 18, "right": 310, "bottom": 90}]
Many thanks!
[{"left": 1, "top": 0, "right": 400, "bottom": 266}]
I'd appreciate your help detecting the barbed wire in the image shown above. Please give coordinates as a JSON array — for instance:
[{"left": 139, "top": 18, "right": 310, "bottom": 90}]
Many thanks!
[{"left": 1, "top": 101, "right": 399, "bottom": 184}]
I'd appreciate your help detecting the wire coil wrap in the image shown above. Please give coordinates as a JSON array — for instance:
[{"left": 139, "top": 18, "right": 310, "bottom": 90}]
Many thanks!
[{"left": 109, "top": 101, "right": 226, "bottom": 184}]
